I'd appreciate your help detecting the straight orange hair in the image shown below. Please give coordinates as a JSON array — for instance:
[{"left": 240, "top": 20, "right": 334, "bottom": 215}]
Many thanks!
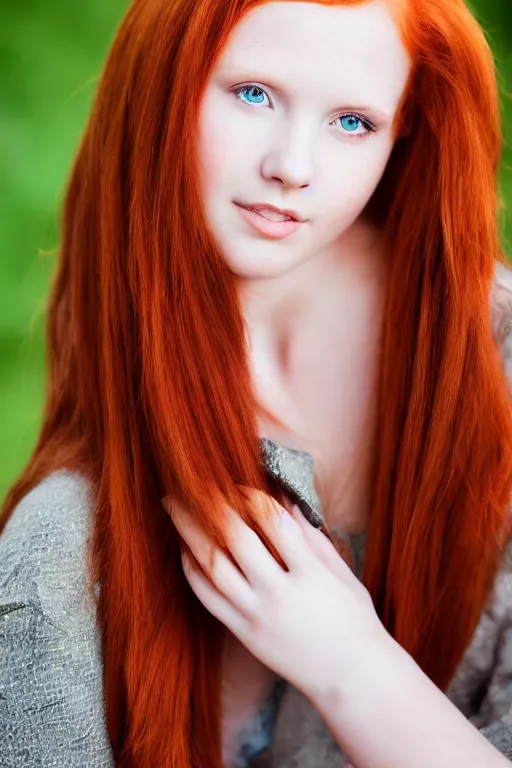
[{"left": 3, "top": 0, "right": 512, "bottom": 765}]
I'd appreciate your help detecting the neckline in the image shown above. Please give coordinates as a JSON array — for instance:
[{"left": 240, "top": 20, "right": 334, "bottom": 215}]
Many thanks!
[{"left": 259, "top": 436, "right": 367, "bottom": 545}]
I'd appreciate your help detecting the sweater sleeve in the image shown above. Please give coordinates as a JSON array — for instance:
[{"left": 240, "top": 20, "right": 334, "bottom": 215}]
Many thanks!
[
  {"left": 464, "top": 539, "right": 512, "bottom": 759},
  {"left": 0, "top": 472, "right": 114, "bottom": 768},
  {"left": 470, "top": 260, "right": 512, "bottom": 758},
  {"left": 477, "top": 673, "right": 512, "bottom": 758}
]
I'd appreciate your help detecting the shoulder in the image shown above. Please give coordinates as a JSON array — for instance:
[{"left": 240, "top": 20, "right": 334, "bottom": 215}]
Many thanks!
[
  {"left": 490, "top": 260, "right": 512, "bottom": 340},
  {"left": 2, "top": 467, "right": 95, "bottom": 541},
  {"left": 492, "top": 259, "right": 512, "bottom": 294},
  {"left": 0, "top": 471, "right": 114, "bottom": 767},
  {"left": 490, "top": 260, "right": 512, "bottom": 384},
  {"left": 0, "top": 470, "right": 97, "bottom": 627}
]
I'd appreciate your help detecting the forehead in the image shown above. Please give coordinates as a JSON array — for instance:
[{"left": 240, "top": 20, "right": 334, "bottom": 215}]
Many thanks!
[{"left": 216, "top": 1, "right": 411, "bottom": 109}]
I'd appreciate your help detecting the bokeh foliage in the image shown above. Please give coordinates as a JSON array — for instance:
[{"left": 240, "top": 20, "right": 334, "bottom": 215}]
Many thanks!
[{"left": 1, "top": 0, "right": 512, "bottom": 499}]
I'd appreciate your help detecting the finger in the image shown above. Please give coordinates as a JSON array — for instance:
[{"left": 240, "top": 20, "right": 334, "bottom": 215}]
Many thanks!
[
  {"left": 171, "top": 503, "right": 258, "bottom": 613},
  {"left": 182, "top": 552, "right": 251, "bottom": 636},
  {"left": 288, "top": 502, "right": 317, "bottom": 530},
  {"left": 289, "top": 504, "right": 356, "bottom": 579},
  {"left": 221, "top": 501, "right": 289, "bottom": 585},
  {"left": 246, "top": 489, "right": 315, "bottom": 574},
  {"left": 288, "top": 502, "right": 336, "bottom": 551},
  {"left": 204, "top": 545, "right": 259, "bottom": 617}
]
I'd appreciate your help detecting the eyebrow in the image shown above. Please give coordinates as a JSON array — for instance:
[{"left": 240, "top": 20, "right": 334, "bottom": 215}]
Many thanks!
[{"left": 220, "top": 68, "right": 393, "bottom": 122}]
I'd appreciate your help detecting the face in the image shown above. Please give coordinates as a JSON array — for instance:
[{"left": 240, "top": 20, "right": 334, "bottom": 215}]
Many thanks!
[{"left": 197, "top": 0, "right": 411, "bottom": 281}]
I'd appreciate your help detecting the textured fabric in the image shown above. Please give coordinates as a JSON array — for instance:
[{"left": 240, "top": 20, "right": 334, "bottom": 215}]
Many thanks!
[
  {"left": 2, "top": 260, "right": 512, "bottom": 767},
  {"left": 0, "top": 471, "right": 113, "bottom": 767}
]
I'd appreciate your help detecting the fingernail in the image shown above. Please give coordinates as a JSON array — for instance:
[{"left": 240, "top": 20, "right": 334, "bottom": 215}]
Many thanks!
[
  {"left": 278, "top": 510, "right": 295, "bottom": 529},
  {"left": 290, "top": 504, "right": 305, "bottom": 524},
  {"left": 162, "top": 497, "right": 173, "bottom": 516}
]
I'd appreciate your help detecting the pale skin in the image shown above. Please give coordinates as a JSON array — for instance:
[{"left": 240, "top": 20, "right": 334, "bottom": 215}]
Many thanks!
[
  {"left": 169, "top": 492, "right": 509, "bottom": 768},
  {"left": 182, "top": 0, "right": 511, "bottom": 765}
]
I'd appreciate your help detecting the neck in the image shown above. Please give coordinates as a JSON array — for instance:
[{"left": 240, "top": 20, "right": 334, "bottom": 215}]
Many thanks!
[
  {"left": 238, "top": 215, "right": 385, "bottom": 352},
  {"left": 239, "top": 216, "right": 388, "bottom": 414}
]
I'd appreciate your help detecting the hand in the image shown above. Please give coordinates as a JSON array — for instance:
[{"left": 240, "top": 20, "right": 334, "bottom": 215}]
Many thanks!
[{"left": 166, "top": 489, "right": 390, "bottom": 706}]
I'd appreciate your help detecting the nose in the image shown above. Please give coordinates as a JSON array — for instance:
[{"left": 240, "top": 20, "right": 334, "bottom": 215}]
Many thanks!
[{"left": 261, "top": 123, "right": 315, "bottom": 192}]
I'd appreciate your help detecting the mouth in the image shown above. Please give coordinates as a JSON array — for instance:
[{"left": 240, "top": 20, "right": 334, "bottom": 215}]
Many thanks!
[
  {"left": 234, "top": 202, "right": 304, "bottom": 239},
  {"left": 235, "top": 202, "right": 303, "bottom": 223}
]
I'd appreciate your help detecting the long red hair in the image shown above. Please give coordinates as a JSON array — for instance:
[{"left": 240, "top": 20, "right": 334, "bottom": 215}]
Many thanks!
[{"left": 3, "top": 0, "right": 512, "bottom": 764}]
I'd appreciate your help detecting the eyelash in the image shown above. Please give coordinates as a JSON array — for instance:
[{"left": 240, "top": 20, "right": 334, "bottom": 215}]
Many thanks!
[{"left": 232, "top": 84, "right": 377, "bottom": 139}]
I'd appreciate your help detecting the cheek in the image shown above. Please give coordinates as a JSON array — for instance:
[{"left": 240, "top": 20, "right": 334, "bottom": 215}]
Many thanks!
[
  {"left": 328, "top": 141, "right": 394, "bottom": 220},
  {"left": 197, "top": 100, "right": 248, "bottom": 197},
  {"left": 197, "top": 134, "right": 226, "bottom": 196}
]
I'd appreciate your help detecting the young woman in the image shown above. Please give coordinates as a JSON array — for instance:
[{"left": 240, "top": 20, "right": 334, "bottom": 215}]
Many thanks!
[{"left": 2, "top": 0, "right": 512, "bottom": 766}]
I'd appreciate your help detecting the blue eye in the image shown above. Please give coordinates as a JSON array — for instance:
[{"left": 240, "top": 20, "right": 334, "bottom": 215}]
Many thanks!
[
  {"left": 340, "top": 116, "right": 361, "bottom": 132},
  {"left": 233, "top": 84, "right": 376, "bottom": 138},
  {"left": 234, "top": 85, "right": 268, "bottom": 105},
  {"left": 329, "top": 114, "right": 375, "bottom": 137}
]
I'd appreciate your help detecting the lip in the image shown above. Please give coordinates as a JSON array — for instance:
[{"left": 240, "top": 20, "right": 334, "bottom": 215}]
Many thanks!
[
  {"left": 240, "top": 202, "right": 304, "bottom": 223},
  {"left": 235, "top": 202, "right": 304, "bottom": 240}
]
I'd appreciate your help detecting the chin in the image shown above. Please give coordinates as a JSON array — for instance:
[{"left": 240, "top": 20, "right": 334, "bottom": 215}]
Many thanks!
[
  {"left": 238, "top": 258, "right": 308, "bottom": 280},
  {"left": 220, "top": 246, "right": 297, "bottom": 279}
]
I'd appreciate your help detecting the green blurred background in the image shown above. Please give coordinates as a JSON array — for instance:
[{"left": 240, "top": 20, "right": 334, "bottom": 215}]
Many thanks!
[{"left": 1, "top": 0, "right": 512, "bottom": 501}]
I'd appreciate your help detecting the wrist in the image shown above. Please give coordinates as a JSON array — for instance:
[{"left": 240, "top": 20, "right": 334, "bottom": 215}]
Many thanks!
[
  {"left": 311, "top": 631, "right": 417, "bottom": 760},
  {"left": 311, "top": 631, "right": 506, "bottom": 768},
  {"left": 312, "top": 623, "right": 406, "bottom": 720}
]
